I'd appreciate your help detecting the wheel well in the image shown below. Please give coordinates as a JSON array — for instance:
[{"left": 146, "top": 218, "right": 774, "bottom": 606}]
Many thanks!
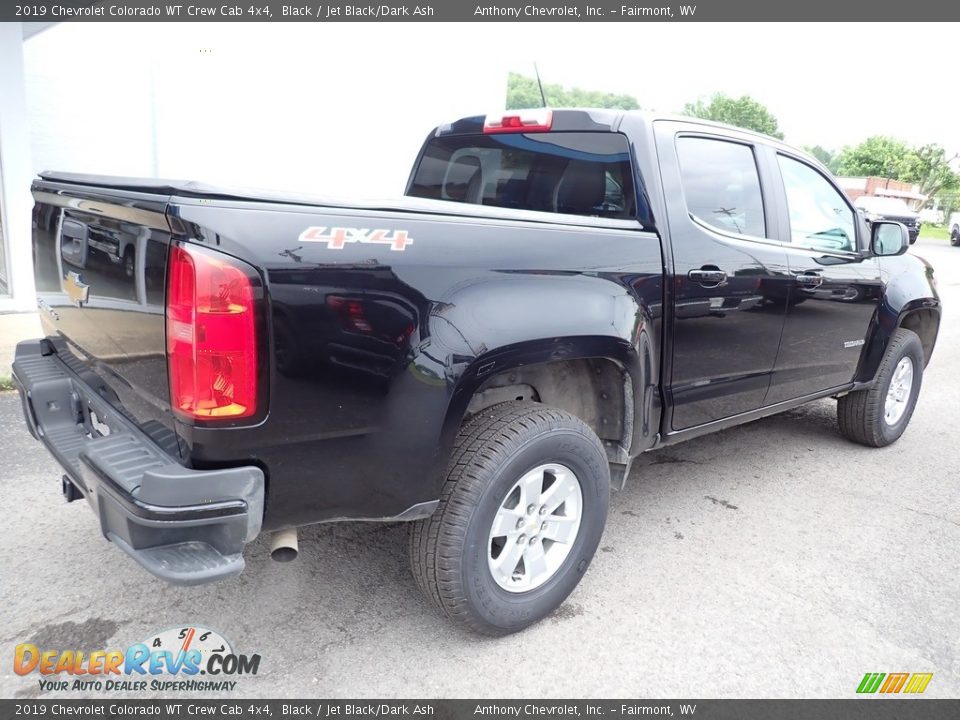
[
  {"left": 464, "top": 358, "right": 631, "bottom": 455},
  {"left": 900, "top": 309, "right": 939, "bottom": 366}
]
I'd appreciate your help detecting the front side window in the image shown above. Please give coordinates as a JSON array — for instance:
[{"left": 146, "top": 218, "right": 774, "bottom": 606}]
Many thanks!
[
  {"left": 778, "top": 154, "right": 856, "bottom": 252},
  {"left": 675, "top": 136, "right": 766, "bottom": 238}
]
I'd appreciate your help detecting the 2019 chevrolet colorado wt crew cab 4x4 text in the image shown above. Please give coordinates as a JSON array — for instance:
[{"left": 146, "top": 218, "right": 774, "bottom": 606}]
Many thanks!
[{"left": 14, "top": 109, "right": 940, "bottom": 635}]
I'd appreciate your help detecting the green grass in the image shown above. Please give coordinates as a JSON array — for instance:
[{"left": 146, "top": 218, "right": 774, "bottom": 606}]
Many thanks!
[
  {"left": 0, "top": 374, "right": 14, "bottom": 392},
  {"left": 919, "top": 224, "right": 951, "bottom": 242}
]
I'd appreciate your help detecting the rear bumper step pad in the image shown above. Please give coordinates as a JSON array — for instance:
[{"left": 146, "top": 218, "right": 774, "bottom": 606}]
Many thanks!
[{"left": 12, "top": 339, "right": 264, "bottom": 585}]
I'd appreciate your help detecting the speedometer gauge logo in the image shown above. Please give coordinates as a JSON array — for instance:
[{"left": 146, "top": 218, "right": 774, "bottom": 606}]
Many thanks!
[{"left": 144, "top": 626, "right": 233, "bottom": 673}]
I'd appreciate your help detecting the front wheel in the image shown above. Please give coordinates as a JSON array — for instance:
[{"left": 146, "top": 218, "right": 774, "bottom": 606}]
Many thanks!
[
  {"left": 837, "top": 328, "right": 924, "bottom": 447},
  {"left": 409, "top": 402, "right": 609, "bottom": 635}
]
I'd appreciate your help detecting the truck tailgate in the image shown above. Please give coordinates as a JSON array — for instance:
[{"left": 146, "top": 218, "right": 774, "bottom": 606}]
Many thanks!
[{"left": 31, "top": 178, "right": 180, "bottom": 456}]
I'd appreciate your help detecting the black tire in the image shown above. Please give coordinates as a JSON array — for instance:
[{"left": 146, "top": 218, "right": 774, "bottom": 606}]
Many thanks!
[
  {"left": 951, "top": 227, "right": 960, "bottom": 247},
  {"left": 837, "top": 328, "right": 924, "bottom": 447},
  {"left": 409, "top": 402, "right": 609, "bottom": 636}
]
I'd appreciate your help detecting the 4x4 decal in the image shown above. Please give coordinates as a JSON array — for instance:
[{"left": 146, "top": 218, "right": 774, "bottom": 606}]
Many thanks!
[{"left": 298, "top": 226, "right": 414, "bottom": 251}]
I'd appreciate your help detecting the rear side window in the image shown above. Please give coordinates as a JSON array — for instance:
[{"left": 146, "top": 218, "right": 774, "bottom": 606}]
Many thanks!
[
  {"left": 407, "top": 132, "right": 637, "bottom": 219},
  {"left": 676, "top": 136, "right": 766, "bottom": 238}
]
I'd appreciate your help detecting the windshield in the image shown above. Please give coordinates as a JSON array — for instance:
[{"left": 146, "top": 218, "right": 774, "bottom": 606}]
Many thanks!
[{"left": 407, "top": 131, "right": 642, "bottom": 221}]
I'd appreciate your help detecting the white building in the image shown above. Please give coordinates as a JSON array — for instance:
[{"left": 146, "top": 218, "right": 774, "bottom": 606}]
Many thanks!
[{"left": 0, "top": 22, "right": 509, "bottom": 312}]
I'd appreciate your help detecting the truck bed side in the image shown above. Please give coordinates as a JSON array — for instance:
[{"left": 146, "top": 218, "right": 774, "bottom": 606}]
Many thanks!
[{"left": 28, "top": 179, "right": 664, "bottom": 531}]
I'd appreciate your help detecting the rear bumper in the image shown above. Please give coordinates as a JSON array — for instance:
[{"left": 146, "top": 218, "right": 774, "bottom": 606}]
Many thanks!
[{"left": 12, "top": 339, "right": 264, "bottom": 586}]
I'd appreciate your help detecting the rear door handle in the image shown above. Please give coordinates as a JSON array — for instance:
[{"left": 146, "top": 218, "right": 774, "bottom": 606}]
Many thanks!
[
  {"left": 688, "top": 268, "right": 728, "bottom": 287},
  {"left": 795, "top": 272, "right": 823, "bottom": 287}
]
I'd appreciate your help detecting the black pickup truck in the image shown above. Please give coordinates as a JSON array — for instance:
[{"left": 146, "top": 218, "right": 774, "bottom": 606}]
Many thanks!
[{"left": 14, "top": 110, "right": 940, "bottom": 635}]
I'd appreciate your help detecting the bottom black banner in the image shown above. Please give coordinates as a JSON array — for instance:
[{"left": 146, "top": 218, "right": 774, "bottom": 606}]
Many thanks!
[{"left": 2, "top": 700, "right": 958, "bottom": 720}]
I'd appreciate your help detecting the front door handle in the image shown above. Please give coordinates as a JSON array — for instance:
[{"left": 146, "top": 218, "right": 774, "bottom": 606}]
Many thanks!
[
  {"left": 688, "top": 267, "right": 728, "bottom": 287},
  {"left": 795, "top": 272, "right": 824, "bottom": 287}
]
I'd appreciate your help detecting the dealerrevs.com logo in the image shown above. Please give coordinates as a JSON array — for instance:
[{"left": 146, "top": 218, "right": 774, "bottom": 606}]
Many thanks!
[{"left": 14, "top": 626, "right": 261, "bottom": 693}]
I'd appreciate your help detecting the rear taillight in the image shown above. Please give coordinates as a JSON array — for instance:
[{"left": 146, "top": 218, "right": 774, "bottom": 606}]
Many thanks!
[
  {"left": 166, "top": 243, "right": 258, "bottom": 420},
  {"left": 483, "top": 109, "right": 553, "bottom": 134}
]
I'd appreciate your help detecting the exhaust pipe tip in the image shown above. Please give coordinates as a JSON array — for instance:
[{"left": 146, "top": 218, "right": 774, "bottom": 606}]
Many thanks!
[{"left": 270, "top": 528, "right": 299, "bottom": 563}]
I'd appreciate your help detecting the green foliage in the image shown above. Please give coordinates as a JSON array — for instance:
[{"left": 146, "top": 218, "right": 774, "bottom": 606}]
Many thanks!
[
  {"left": 505, "top": 72, "right": 640, "bottom": 111},
  {"left": 834, "top": 136, "right": 913, "bottom": 178},
  {"left": 803, "top": 145, "right": 837, "bottom": 171},
  {"left": 681, "top": 93, "right": 784, "bottom": 139},
  {"left": 900, "top": 144, "right": 960, "bottom": 199},
  {"left": 936, "top": 190, "right": 960, "bottom": 219},
  {"left": 835, "top": 136, "right": 959, "bottom": 203}
]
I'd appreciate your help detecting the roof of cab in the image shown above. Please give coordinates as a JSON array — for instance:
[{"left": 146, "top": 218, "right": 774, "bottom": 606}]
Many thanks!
[{"left": 438, "top": 108, "right": 825, "bottom": 173}]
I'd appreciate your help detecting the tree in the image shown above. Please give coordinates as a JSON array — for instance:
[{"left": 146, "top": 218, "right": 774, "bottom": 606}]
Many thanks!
[
  {"left": 835, "top": 137, "right": 960, "bottom": 207},
  {"left": 834, "top": 136, "right": 913, "bottom": 179},
  {"left": 899, "top": 143, "right": 960, "bottom": 200},
  {"left": 682, "top": 93, "right": 784, "bottom": 139},
  {"left": 505, "top": 72, "right": 640, "bottom": 111},
  {"left": 935, "top": 189, "right": 960, "bottom": 220},
  {"left": 803, "top": 145, "right": 837, "bottom": 171}
]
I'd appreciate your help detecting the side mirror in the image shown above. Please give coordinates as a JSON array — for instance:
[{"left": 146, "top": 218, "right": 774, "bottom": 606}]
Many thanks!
[{"left": 871, "top": 221, "right": 910, "bottom": 257}]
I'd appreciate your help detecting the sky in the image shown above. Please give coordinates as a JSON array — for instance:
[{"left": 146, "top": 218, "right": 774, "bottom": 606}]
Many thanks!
[
  {"left": 510, "top": 22, "right": 956, "bottom": 153},
  {"left": 22, "top": 22, "right": 957, "bottom": 197}
]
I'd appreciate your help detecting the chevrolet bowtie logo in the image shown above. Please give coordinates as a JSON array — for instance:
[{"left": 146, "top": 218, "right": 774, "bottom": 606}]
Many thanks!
[{"left": 64, "top": 271, "right": 89, "bottom": 307}]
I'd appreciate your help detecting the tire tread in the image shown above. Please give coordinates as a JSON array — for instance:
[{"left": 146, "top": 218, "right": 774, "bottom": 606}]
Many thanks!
[
  {"left": 837, "top": 328, "right": 922, "bottom": 447},
  {"left": 408, "top": 402, "right": 605, "bottom": 635}
]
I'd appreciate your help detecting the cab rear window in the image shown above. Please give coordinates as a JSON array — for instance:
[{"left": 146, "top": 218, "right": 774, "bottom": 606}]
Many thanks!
[{"left": 407, "top": 132, "right": 638, "bottom": 220}]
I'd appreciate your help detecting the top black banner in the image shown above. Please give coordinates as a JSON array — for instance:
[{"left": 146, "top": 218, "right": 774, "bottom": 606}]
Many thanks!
[{"left": 6, "top": 0, "right": 960, "bottom": 22}]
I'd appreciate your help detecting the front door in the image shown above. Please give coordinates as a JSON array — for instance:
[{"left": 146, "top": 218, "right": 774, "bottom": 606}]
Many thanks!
[
  {"left": 766, "top": 152, "right": 882, "bottom": 403},
  {"left": 656, "top": 125, "right": 791, "bottom": 430}
]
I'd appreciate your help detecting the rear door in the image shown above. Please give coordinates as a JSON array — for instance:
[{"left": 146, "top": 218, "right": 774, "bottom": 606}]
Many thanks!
[
  {"left": 655, "top": 122, "right": 791, "bottom": 430},
  {"left": 764, "top": 151, "right": 882, "bottom": 403}
]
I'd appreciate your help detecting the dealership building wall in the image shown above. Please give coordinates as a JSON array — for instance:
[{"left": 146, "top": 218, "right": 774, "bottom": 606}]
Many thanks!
[
  {"left": 0, "top": 21, "right": 507, "bottom": 314},
  {"left": 836, "top": 175, "right": 925, "bottom": 206},
  {"left": 0, "top": 23, "right": 37, "bottom": 312}
]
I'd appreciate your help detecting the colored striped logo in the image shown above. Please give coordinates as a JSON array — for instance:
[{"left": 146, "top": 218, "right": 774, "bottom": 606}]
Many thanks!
[{"left": 857, "top": 672, "right": 933, "bottom": 694}]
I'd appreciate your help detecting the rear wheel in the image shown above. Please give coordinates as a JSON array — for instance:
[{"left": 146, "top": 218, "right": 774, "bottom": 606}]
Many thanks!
[
  {"left": 951, "top": 226, "right": 960, "bottom": 247},
  {"left": 409, "top": 402, "right": 609, "bottom": 635},
  {"left": 837, "top": 328, "right": 924, "bottom": 447}
]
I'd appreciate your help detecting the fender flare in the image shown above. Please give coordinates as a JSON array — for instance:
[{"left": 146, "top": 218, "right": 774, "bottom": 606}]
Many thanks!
[
  {"left": 437, "top": 332, "right": 657, "bottom": 469},
  {"left": 856, "top": 297, "right": 940, "bottom": 384}
]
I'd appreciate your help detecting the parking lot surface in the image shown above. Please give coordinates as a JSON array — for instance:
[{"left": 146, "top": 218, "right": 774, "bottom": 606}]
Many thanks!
[{"left": 2, "top": 238, "right": 958, "bottom": 699}]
